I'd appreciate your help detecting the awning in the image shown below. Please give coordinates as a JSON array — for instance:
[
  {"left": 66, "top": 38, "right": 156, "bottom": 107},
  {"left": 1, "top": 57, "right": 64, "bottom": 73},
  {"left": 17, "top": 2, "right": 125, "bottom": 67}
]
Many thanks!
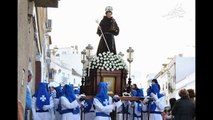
[{"left": 34, "top": 0, "right": 58, "bottom": 8}]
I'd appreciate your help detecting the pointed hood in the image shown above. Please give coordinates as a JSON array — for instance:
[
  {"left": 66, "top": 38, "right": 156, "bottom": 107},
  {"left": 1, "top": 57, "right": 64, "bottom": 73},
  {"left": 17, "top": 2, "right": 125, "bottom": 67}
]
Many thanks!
[
  {"left": 55, "top": 86, "right": 62, "bottom": 98},
  {"left": 62, "top": 84, "right": 76, "bottom": 103},
  {"left": 94, "top": 82, "right": 109, "bottom": 106},
  {"left": 33, "top": 82, "right": 51, "bottom": 110}
]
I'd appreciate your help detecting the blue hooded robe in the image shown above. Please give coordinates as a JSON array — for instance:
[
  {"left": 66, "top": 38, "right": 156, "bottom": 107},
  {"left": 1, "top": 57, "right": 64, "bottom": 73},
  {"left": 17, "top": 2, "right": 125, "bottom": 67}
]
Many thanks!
[{"left": 93, "top": 82, "right": 115, "bottom": 119}]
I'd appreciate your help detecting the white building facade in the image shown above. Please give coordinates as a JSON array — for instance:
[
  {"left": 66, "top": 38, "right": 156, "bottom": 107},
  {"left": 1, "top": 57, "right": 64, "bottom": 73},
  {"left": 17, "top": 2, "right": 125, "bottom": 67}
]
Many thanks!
[
  {"left": 50, "top": 46, "right": 82, "bottom": 87},
  {"left": 154, "top": 54, "right": 195, "bottom": 105}
]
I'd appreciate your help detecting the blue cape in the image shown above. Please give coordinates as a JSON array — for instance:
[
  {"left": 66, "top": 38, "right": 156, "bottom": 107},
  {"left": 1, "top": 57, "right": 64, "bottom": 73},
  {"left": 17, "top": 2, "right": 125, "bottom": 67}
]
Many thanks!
[
  {"left": 148, "top": 84, "right": 164, "bottom": 111},
  {"left": 131, "top": 90, "right": 143, "bottom": 112},
  {"left": 74, "top": 88, "right": 80, "bottom": 95},
  {"left": 33, "top": 82, "right": 51, "bottom": 110},
  {"left": 131, "top": 90, "right": 137, "bottom": 96},
  {"left": 55, "top": 86, "right": 62, "bottom": 98},
  {"left": 62, "top": 84, "right": 76, "bottom": 103},
  {"left": 94, "top": 82, "right": 109, "bottom": 106},
  {"left": 84, "top": 98, "right": 94, "bottom": 113},
  {"left": 150, "top": 84, "right": 163, "bottom": 98}
]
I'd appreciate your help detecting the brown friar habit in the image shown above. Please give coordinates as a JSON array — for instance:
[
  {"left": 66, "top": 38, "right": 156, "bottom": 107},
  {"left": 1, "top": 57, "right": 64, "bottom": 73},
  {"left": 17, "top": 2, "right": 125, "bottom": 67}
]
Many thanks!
[{"left": 96, "top": 16, "right": 119, "bottom": 55}]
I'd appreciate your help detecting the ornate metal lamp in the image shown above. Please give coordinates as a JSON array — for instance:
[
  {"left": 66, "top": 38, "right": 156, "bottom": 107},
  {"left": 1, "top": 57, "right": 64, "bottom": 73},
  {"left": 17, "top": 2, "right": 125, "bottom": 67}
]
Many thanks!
[
  {"left": 85, "top": 44, "right": 93, "bottom": 76},
  {"left": 126, "top": 47, "right": 134, "bottom": 93},
  {"left": 81, "top": 49, "right": 86, "bottom": 86}
]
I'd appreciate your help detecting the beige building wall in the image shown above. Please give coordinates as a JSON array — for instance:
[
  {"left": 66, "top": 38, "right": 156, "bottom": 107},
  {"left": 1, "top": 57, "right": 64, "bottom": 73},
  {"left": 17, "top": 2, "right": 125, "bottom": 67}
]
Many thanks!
[
  {"left": 37, "top": 7, "right": 48, "bottom": 53},
  {"left": 18, "top": 0, "right": 48, "bottom": 110},
  {"left": 18, "top": 0, "right": 31, "bottom": 106},
  {"left": 27, "top": 11, "right": 37, "bottom": 97},
  {"left": 18, "top": 0, "right": 57, "bottom": 120}
]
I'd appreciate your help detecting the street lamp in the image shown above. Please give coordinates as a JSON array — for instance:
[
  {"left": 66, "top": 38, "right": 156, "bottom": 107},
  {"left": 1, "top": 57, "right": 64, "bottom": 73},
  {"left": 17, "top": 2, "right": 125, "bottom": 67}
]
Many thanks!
[
  {"left": 118, "top": 51, "right": 124, "bottom": 57},
  {"left": 81, "top": 49, "right": 86, "bottom": 86},
  {"left": 126, "top": 47, "right": 134, "bottom": 93},
  {"left": 85, "top": 44, "right": 93, "bottom": 76}
]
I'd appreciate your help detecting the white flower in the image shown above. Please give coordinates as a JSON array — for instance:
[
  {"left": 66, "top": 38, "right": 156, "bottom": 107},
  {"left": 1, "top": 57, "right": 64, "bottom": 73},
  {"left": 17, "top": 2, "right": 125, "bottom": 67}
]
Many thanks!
[
  {"left": 90, "top": 52, "right": 127, "bottom": 71},
  {"left": 98, "top": 53, "right": 102, "bottom": 56}
]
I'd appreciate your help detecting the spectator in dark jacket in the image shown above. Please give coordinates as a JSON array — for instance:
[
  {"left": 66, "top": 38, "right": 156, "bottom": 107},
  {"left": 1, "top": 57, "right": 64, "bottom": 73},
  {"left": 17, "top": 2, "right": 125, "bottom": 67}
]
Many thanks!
[
  {"left": 187, "top": 89, "right": 196, "bottom": 104},
  {"left": 172, "top": 89, "right": 195, "bottom": 120}
]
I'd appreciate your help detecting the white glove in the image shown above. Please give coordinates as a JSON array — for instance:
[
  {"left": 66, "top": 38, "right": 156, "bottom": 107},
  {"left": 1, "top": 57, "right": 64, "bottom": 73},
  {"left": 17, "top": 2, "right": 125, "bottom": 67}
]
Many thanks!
[
  {"left": 79, "top": 94, "right": 86, "bottom": 98},
  {"left": 113, "top": 95, "right": 120, "bottom": 102},
  {"left": 151, "top": 93, "right": 158, "bottom": 101},
  {"left": 113, "top": 94, "right": 119, "bottom": 98},
  {"left": 122, "top": 92, "right": 131, "bottom": 97},
  {"left": 113, "top": 100, "right": 122, "bottom": 108},
  {"left": 78, "top": 94, "right": 86, "bottom": 102},
  {"left": 143, "top": 96, "right": 150, "bottom": 104}
]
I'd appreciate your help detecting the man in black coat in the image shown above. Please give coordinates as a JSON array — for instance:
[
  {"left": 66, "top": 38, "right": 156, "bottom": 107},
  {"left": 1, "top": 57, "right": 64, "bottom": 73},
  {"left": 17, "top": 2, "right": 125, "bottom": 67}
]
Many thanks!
[{"left": 172, "top": 89, "right": 195, "bottom": 120}]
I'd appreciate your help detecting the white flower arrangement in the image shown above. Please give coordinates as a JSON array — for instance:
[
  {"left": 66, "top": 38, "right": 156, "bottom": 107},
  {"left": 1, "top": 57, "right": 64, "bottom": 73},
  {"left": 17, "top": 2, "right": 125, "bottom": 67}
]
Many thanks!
[{"left": 90, "top": 51, "right": 128, "bottom": 71}]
